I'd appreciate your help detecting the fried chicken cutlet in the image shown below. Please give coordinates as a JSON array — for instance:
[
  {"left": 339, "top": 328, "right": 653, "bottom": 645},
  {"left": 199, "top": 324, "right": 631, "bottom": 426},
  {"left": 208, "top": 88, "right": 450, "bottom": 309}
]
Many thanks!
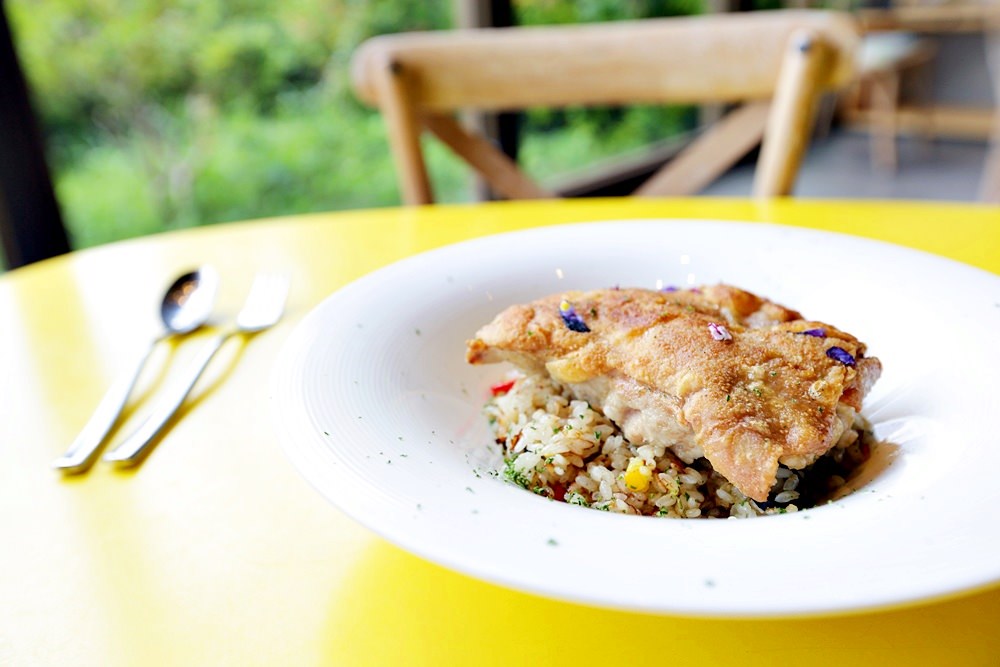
[{"left": 467, "top": 285, "right": 881, "bottom": 502}]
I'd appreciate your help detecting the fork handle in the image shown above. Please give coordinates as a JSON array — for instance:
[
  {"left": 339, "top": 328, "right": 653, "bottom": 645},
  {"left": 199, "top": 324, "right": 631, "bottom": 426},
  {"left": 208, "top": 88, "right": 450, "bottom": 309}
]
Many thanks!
[
  {"left": 104, "top": 332, "right": 232, "bottom": 466},
  {"left": 52, "top": 339, "right": 160, "bottom": 474}
]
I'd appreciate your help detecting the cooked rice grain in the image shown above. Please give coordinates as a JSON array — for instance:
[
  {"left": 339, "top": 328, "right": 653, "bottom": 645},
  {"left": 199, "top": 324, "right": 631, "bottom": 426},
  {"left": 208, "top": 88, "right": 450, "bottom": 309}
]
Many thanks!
[{"left": 485, "top": 372, "right": 874, "bottom": 519}]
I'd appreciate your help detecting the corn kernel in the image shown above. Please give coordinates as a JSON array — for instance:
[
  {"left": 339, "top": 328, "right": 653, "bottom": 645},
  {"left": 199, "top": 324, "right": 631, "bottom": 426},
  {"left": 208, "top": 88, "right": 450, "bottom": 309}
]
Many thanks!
[{"left": 624, "top": 457, "right": 652, "bottom": 492}]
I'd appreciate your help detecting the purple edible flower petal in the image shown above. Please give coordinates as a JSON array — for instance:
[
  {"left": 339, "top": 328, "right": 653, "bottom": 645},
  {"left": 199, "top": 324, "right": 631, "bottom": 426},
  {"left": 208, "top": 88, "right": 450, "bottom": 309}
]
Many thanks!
[
  {"left": 659, "top": 285, "right": 679, "bottom": 293},
  {"left": 707, "top": 322, "right": 732, "bottom": 341},
  {"left": 800, "top": 328, "right": 827, "bottom": 338},
  {"left": 559, "top": 300, "right": 590, "bottom": 333},
  {"left": 826, "top": 346, "right": 856, "bottom": 367},
  {"left": 690, "top": 288, "right": 702, "bottom": 294}
]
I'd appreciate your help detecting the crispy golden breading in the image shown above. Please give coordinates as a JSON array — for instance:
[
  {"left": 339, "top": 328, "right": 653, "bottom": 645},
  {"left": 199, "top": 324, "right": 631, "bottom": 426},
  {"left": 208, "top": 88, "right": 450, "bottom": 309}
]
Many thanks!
[{"left": 467, "top": 285, "right": 881, "bottom": 502}]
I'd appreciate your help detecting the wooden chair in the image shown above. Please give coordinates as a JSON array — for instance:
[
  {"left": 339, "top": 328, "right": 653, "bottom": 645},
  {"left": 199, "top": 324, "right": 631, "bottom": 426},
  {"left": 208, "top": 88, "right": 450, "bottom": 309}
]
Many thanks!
[
  {"left": 351, "top": 9, "right": 860, "bottom": 205},
  {"left": 979, "top": 6, "right": 1000, "bottom": 202},
  {"left": 851, "top": 31, "right": 938, "bottom": 172}
]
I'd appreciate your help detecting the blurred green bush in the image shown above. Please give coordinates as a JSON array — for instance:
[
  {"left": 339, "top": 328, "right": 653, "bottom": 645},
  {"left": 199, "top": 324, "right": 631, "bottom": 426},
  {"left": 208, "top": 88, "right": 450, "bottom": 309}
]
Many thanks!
[{"left": 8, "top": 0, "right": 702, "bottom": 249}]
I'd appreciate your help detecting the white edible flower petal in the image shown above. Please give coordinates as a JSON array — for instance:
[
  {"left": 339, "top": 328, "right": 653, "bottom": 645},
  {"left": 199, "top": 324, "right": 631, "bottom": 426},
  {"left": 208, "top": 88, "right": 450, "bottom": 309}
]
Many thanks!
[{"left": 708, "top": 322, "right": 732, "bottom": 341}]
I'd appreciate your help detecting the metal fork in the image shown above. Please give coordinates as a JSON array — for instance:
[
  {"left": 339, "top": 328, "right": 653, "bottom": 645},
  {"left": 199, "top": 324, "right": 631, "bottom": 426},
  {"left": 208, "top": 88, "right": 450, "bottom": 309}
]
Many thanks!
[{"left": 103, "top": 273, "right": 290, "bottom": 467}]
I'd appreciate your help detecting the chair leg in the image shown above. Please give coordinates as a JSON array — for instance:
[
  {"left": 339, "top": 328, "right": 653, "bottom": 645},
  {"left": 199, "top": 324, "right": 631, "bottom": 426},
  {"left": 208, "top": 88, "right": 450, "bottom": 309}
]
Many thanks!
[
  {"left": 981, "top": 137, "right": 1000, "bottom": 203},
  {"left": 980, "top": 24, "right": 1000, "bottom": 202},
  {"left": 371, "top": 56, "right": 434, "bottom": 205},
  {"left": 754, "top": 29, "right": 829, "bottom": 198},
  {"left": 869, "top": 71, "right": 900, "bottom": 172}
]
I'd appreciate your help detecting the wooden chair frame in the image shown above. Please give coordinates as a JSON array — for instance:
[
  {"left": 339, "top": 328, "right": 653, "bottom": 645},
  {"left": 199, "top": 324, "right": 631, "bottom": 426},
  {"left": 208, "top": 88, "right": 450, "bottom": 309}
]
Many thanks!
[{"left": 351, "top": 10, "right": 860, "bottom": 205}]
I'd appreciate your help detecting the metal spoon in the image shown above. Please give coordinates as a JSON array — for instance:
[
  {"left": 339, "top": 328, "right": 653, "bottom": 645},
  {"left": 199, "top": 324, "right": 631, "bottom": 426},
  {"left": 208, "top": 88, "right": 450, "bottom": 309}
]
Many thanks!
[{"left": 52, "top": 267, "right": 219, "bottom": 474}]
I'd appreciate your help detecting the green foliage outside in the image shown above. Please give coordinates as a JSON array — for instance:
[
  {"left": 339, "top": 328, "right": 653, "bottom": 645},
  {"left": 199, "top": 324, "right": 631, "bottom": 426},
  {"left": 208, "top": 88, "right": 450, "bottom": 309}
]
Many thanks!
[{"left": 8, "top": 0, "right": 704, "bottom": 250}]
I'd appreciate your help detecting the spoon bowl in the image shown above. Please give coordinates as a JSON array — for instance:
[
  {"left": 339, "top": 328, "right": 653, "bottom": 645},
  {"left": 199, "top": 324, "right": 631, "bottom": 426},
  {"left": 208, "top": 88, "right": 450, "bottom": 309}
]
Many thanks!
[{"left": 160, "top": 268, "right": 219, "bottom": 337}]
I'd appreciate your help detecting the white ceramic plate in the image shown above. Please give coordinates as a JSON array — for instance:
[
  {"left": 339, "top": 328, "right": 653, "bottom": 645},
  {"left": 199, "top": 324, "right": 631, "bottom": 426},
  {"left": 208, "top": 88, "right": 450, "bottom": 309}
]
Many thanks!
[{"left": 271, "top": 220, "right": 1000, "bottom": 616}]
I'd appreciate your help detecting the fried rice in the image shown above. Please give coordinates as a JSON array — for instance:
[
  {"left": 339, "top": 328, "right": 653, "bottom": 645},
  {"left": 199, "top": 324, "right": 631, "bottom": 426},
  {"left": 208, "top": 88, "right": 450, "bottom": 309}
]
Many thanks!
[{"left": 484, "top": 371, "right": 874, "bottom": 518}]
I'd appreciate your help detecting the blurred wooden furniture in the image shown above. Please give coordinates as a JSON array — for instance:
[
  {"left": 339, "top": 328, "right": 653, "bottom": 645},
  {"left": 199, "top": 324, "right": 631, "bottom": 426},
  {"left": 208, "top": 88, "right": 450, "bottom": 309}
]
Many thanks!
[
  {"left": 977, "top": 3, "right": 1000, "bottom": 202},
  {"left": 849, "top": 1, "right": 1000, "bottom": 155},
  {"left": 845, "top": 31, "right": 938, "bottom": 171},
  {"left": 857, "top": 1, "right": 998, "bottom": 34},
  {"left": 351, "top": 10, "right": 860, "bottom": 204},
  {"left": 0, "top": 5, "right": 69, "bottom": 269}
]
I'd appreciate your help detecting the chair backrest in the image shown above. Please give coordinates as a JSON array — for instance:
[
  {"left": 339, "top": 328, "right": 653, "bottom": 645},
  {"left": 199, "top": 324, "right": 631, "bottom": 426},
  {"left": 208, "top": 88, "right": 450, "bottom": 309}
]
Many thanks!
[{"left": 351, "top": 9, "right": 860, "bottom": 205}]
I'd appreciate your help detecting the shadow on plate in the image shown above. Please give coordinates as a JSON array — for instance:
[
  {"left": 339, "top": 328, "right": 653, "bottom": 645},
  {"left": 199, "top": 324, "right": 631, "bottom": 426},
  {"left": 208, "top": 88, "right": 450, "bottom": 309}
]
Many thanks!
[{"left": 825, "top": 439, "right": 901, "bottom": 503}]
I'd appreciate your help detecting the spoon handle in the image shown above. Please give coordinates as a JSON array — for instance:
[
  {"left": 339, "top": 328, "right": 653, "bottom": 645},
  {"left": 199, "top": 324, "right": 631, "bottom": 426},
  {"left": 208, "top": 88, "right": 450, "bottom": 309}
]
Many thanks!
[
  {"left": 52, "top": 339, "right": 159, "bottom": 473},
  {"left": 103, "top": 332, "right": 231, "bottom": 466}
]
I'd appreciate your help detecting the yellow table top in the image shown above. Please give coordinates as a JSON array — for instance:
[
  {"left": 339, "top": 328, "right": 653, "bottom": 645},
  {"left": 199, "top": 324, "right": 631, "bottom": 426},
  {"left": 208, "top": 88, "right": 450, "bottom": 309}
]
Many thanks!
[{"left": 2, "top": 198, "right": 998, "bottom": 666}]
